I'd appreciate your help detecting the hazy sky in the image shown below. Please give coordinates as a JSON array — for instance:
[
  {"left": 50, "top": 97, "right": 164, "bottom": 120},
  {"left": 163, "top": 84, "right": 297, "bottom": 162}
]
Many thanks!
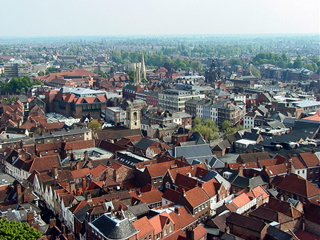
[{"left": 1, "top": 0, "right": 319, "bottom": 37}]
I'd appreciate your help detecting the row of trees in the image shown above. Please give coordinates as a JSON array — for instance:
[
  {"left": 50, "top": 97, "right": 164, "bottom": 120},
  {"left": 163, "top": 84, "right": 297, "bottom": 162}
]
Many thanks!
[
  {"left": 252, "top": 52, "right": 320, "bottom": 72},
  {"left": 111, "top": 50, "right": 203, "bottom": 71},
  {"left": 0, "top": 76, "right": 41, "bottom": 94}
]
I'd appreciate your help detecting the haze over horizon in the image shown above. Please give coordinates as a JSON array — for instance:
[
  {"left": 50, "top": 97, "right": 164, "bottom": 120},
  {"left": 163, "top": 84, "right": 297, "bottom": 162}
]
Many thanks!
[{"left": 1, "top": 0, "right": 319, "bottom": 38}]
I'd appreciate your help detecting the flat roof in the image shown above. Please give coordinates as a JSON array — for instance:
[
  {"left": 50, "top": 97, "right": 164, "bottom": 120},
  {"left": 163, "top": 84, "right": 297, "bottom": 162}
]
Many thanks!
[{"left": 72, "top": 147, "right": 113, "bottom": 160}]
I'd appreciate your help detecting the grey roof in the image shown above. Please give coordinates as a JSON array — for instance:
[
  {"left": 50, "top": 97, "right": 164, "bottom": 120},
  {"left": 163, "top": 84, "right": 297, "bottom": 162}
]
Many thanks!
[
  {"left": 242, "top": 132, "right": 260, "bottom": 141},
  {"left": 208, "top": 156, "right": 225, "bottom": 169},
  {"left": 266, "top": 226, "right": 293, "bottom": 240},
  {"left": 266, "top": 120, "right": 285, "bottom": 129},
  {"left": 249, "top": 176, "right": 268, "bottom": 188},
  {"left": 90, "top": 214, "right": 138, "bottom": 240},
  {"left": 189, "top": 132, "right": 206, "bottom": 145},
  {"left": 168, "top": 144, "right": 213, "bottom": 164},
  {"left": 220, "top": 233, "right": 245, "bottom": 240},
  {"left": 134, "top": 138, "right": 156, "bottom": 151},
  {"left": 203, "top": 170, "right": 218, "bottom": 181},
  {"left": 127, "top": 203, "right": 150, "bottom": 217}
]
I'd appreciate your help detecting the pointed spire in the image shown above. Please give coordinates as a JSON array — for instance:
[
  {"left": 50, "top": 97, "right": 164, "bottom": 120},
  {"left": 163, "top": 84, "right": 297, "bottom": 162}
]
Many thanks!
[{"left": 141, "top": 53, "right": 146, "bottom": 80}]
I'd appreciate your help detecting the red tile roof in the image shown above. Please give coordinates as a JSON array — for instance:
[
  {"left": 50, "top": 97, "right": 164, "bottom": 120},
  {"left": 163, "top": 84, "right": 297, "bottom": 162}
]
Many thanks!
[
  {"left": 264, "top": 197, "right": 303, "bottom": 219},
  {"left": 168, "top": 206, "right": 197, "bottom": 230},
  {"left": 132, "top": 216, "right": 155, "bottom": 239},
  {"left": 231, "top": 193, "right": 251, "bottom": 208},
  {"left": 130, "top": 189, "right": 163, "bottom": 204},
  {"left": 183, "top": 186, "right": 209, "bottom": 208},
  {"left": 201, "top": 179, "right": 218, "bottom": 198},
  {"left": 193, "top": 225, "right": 207, "bottom": 240},
  {"left": 146, "top": 161, "right": 175, "bottom": 178},
  {"left": 291, "top": 156, "right": 306, "bottom": 170},
  {"left": 264, "top": 164, "right": 287, "bottom": 177},
  {"left": 299, "top": 152, "right": 320, "bottom": 167},
  {"left": 272, "top": 174, "right": 320, "bottom": 198}
]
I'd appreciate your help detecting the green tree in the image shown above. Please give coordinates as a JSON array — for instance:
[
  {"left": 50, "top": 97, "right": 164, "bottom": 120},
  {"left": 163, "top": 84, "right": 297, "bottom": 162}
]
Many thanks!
[
  {"left": 38, "top": 71, "right": 45, "bottom": 76},
  {"left": 1, "top": 96, "right": 17, "bottom": 105},
  {"left": 0, "top": 76, "right": 41, "bottom": 94},
  {"left": 293, "top": 56, "right": 303, "bottom": 68},
  {"left": 45, "top": 67, "right": 60, "bottom": 74},
  {"left": 250, "top": 65, "right": 261, "bottom": 79},
  {"left": 96, "top": 71, "right": 107, "bottom": 78},
  {"left": 304, "top": 63, "right": 318, "bottom": 72},
  {"left": 0, "top": 218, "right": 42, "bottom": 240},
  {"left": 88, "top": 121, "right": 102, "bottom": 130},
  {"left": 192, "top": 117, "right": 219, "bottom": 141},
  {"left": 0, "top": 72, "right": 7, "bottom": 77},
  {"left": 221, "top": 120, "right": 232, "bottom": 131}
]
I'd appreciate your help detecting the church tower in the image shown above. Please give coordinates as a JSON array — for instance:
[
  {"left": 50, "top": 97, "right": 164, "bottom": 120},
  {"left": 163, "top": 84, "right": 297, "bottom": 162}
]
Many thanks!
[
  {"left": 127, "top": 106, "right": 141, "bottom": 129},
  {"left": 141, "top": 53, "right": 146, "bottom": 80}
]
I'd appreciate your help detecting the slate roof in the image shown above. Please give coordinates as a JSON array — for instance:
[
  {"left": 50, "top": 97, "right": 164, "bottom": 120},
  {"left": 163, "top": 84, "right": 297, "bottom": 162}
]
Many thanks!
[
  {"left": 90, "top": 214, "right": 138, "bottom": 239},
  {"left": 127, "top": 203, "right": 150, "bottom": 217},
  {"left": 134, "top": 138, "right": 157, "bottom": 151},
  {"left": 242, "top": 132, "right": 260, "bottom": 141},
  {"left": 168, "top": 144, "right": 213, "bottom": 164},
  {"left": 266, "top": 226, "right": 294, "bottom": 240},
  {"left": 189, "top": 132, "right": 206, "bottom": 145}
]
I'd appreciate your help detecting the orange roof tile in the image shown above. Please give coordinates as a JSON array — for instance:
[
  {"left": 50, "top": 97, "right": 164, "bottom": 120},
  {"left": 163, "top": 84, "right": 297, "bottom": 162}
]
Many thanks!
[
  {"left": 232, "top": 193, "right": 251, "bottom": 208},
  {"left": 184, "top": 186, "right": 209, "bottom": 208},
  {"left": 132, "top": 216, "right": 155, "bottom": 238},
  {"left": 193, "top": 225, "right": 207, "bottom": 240},
  {"left": 299, "top": 152, "right": 320, "bottom": 167}
]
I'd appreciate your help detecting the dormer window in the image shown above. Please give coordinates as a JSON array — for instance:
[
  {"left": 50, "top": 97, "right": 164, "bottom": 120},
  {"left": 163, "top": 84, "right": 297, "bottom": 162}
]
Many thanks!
[{"left": 223, "top": 172, "right": 232, "bottom": 179}]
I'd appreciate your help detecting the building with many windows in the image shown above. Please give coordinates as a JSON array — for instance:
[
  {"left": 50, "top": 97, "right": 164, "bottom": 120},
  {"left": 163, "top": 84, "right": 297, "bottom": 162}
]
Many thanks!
[
  {"left": 158, "top": 89, "right": 205, "bottom": 113},
  {"left": 2, "top": 59, "right": 32, "bottom": 78},
  {"left": 44, "top": 87, "right": 107, "bottom": 119}
]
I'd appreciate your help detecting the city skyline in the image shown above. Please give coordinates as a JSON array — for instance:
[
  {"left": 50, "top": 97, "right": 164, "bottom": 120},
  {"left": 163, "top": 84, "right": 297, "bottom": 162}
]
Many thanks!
[{"left": 0, "top": 0, "right": 319, "bottom": 37}]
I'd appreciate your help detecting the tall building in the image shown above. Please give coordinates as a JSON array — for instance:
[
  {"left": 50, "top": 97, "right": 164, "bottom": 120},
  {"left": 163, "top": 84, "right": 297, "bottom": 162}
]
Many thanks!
[
  {"left": 158, "top": 89, "right": 205, "bottom": 112},
  {"left": 3, "top": 60, "right": 31, "bottom": 78}
]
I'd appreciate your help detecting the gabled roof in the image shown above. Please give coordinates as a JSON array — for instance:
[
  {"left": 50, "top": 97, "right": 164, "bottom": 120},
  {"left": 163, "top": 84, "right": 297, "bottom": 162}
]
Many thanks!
[
  {"left": 249, "top": 206, "right": 293, "bottom": 223},
  {"left": 264, "top": 164, "right": 287, "bottom": 177},
  {"left": 272, "top": 174, "right": 320, "bottom": 198},
  {"left": 298, "top": 152, "right": 320, "bottom": 168},
  {"left": 182, "top": 186, "right": 209, "bottom": 208},
  {"left": 162, "top": 189, "right": 181, "bottom": 204},
  {"left": 149, "top": 212, "right": 174, "bottom": 235},
  {"left": 263, "top": 197, "right": 303, "bottom": 219},
  {"left": 237, "top": 152, "right": 271, "bottom": 163},
  {"left": 146, "top": 161, "right": 176, "bottom": 178},
  {"left": 227, "top": 212, "right": 267, "bottom": 232},
  {"left": 168, "top": 144, "right": 213, "bottom": 164},
  {"left": 135, "top": 138, "right": 158, "bottom": 151},
  {"left": 132, "top": 216, "right": 155, "bottom": 238},
  {"left": 130, "top": 189, "right": 163, "bottom": 204},
  {"left": 201, "top": 178, "right": 218, "bottom": 198}
]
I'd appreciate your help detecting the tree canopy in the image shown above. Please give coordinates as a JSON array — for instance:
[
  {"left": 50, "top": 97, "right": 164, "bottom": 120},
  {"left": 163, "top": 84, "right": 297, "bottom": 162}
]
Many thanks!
[
  {"left": 88, "top": 121, "right": 102, "bottom": 130},
  {"left": 0, "top": 218, "right": 42, "bottom": 240},
  {"left": 252, "top": 52, "right": 291, "bottom": 68},
  {"left": 0, "top": 76, "right": 42, "bottom": 94},
  {"left": 192, "top": 117, "right": 219, "bottom": 141}
]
